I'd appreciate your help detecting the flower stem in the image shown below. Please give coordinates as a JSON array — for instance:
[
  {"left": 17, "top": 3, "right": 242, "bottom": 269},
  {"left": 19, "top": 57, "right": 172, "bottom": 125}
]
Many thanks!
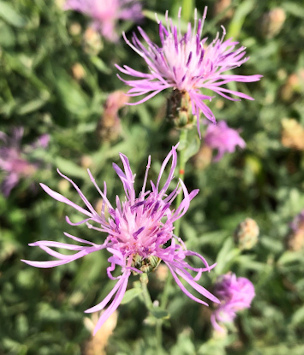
[{"left": 140, "top": 273, "right": 153, "bottom": 310}]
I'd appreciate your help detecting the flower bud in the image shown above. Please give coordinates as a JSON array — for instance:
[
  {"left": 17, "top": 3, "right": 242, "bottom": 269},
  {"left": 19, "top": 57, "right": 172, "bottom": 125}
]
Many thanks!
[
  {"left": 213, "top": 0, "right": 234, "bottom": 20},
  {"left": 259, "top": 8, "right": 286, "bottom": 39},
  {"left": 281, "top": 119, "right": 304, "bottom": 151},
  {"left": 71, "top": 63, "right": 86, "bottom": 81},
  {"left": 83, "top": 28, "right": 103, "bottom": 55},
  {"left": 234, "top": 218, "right": 259, "bottom": 250},
  {"left": 97, "top": 91, "right": 128, "bottom": 142},
  {"left": 286, "top": 211, "right": 304, "bottom": 251}
]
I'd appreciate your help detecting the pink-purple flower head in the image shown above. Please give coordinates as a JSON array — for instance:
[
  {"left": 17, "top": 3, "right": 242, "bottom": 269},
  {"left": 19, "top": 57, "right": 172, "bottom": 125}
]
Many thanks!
[
  {"left": 22, "top": 146, "right": 219, "bottom": 334},
  {"left": 204, "top": 120, "right": 246, "bottom": 161},
  {"left": 0, "top": 127, "right": 49, "bottom": 196},
  {"left": 64, "top": 0, "right": 143, "bottom": 42},
  {"left": 211, "top": 273, "right": 255, "bottom": 332},
  {"left": 116, "top": 7, "right": 262, "bottom": 135}
]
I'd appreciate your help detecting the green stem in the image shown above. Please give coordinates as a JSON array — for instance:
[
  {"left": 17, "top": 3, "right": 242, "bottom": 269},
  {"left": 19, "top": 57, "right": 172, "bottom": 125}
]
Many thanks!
[
  {"left": 140, "top": 273, "right": 153, "bottom": 310},
  {"left": 156, "top": 321, "right": 163, "bottom": 353}
]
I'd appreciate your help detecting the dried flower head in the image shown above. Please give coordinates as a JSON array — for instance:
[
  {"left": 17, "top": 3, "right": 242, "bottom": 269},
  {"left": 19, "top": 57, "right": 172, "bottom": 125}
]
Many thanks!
[
  {"left": 116, "top": 7, "right": 262, "bottom": 135},
  {"left": 204, "top": 121, "right": 246, "bottom": 161},
  {"left": 211, "top": 273, "right": 255, "bottom": 332},
  {"left": 0, "top": 128, "right": 49, "bottom": 196},
  {"left": 23, "top": 146, "right": 219, "bottom": 334},
  {"left": 65, "top": 0, "right": 143, "bottom": 42},
  {"left": 234, "top": 217, "right": 259, "bottom": 250}
]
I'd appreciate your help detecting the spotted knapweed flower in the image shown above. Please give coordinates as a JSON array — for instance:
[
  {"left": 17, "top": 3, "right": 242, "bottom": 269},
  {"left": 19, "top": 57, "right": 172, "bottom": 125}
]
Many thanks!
[
  {"left": 116, "top": 7, "right": 262, "bottom": 135},
  {"left": 22, "top": 146, "right": 219, "bottom": 334},
  {"left": 64, "top": 0, "right": 143, "bottom": 42},
  {"left": 211, "top": 273, "right": 255, "bottom": 332},
  {"left": 0, "top": 127, "right": 49, "bottom": 196},
  {"left": 204, "top": 120, "right": 245, "bottom": 161}
]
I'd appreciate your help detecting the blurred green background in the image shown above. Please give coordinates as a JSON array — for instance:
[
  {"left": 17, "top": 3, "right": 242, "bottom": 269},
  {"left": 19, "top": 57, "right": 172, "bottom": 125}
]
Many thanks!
[{"left": 1, "top": 0, "right": 304, "bottom": 354}]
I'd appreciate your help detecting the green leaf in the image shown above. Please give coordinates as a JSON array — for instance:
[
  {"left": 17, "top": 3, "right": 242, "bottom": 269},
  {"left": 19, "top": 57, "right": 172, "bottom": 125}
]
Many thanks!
[
  {"left": 291, "top": 305, "right": 304, "bottom": 326},
  {"left": 0, "top": 1, "right": 26, "bottom": 27},
  {"left": 90, "top": 56, "right": 111, "bottom": 74},
  {"left": 227, "top": 0, "right": 255, "bottom": 39},
  {"left": 150, "top": 308, "right": 170, "bottom": 320},
  {"left": 55, "top": 157, "right": 88, "bottom": 180},
  {"left": 120, "top": 288, "right": 143, "bottom": 305},
  {"left": 277, "top": 251, "right": 303, "bottom": 266}
]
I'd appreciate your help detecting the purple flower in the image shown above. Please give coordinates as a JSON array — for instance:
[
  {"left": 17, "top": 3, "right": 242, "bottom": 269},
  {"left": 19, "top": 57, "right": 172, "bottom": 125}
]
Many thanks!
[
  {"left": 204, "top": 121, "right": 246, "bottom": 161},
  {"left": 290, "top": 210, "right": 304, "bottom": 232},
  {"left": 22, "top": 146, "right": 219, "bottom": 334},
  {"left": 0, "top": 128, "right": 49, "bottom": 196},
  {"left": 116, "top": 7, "right": 262, "bottom": 135},
  {"left": 211, "top": 273, "right": 255, "bottom": 332},
  {"left": 64, "top": 0, "right": 143, "bottom": 42}
]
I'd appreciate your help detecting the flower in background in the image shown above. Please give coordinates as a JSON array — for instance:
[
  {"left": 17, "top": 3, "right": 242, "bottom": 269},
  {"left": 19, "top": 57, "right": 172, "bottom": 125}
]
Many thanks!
[
  {"left": 286, "top": 210, "right": 304, "bottom": 251},
  {"left": 116, "top": 7, "right": 262, "bottom": 135},
  {"left": 211, "top": 273, "right": 255, "bottom": 332},
  {"left": 97, "top": 90, "right": 129, "bottom": 142},
  {"left": 204, "top": 121, "right": 245, "bottom": 161},
  {"left": 22, "top": 146, "right": 219, "bottom": 334},
  {"left": 64, "top": 0, "right": 143, "bottom": 42},
  {"left": 0, "top": 128, "right": 49, "bottom": 196}
]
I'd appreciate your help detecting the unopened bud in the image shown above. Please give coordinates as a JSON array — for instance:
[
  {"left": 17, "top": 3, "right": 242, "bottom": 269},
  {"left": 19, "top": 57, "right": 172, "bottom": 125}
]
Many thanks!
[
  {"left": 213, "top": 0, "right": 234, "bottom": 20},
  {"left": 234, "top": 218, "right": 259, "bottom": 250},
  {"left": 281, "top": 119, "right": 304, "bottom": 151},
  {"left": 71, "top": 63, "right": 86, "bottom": 81},
  {"left": 81, "top": 155, "right": 93, "bottom": 169},
  {"left": 83, "top": 28, "right": 103, "bottom": 55},
  {"left": 97, "top": 91, "right": 128, "bottom": 142},
  {"left": 259, "top": 8, "right": 286, "bottom": 39},
  {"left": 69, "top": 22, "right": 82, "bottom": 36}
]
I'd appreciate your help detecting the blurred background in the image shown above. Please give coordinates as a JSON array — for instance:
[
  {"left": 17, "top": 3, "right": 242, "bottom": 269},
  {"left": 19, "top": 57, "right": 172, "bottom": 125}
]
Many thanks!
[{"left": 1, "top": 0, "right": 304, "bottom": 354}]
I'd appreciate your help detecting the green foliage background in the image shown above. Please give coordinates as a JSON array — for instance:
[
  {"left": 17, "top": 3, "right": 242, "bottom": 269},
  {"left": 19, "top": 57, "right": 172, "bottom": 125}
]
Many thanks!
[{"left": 1, "top": 0, "right": 304, "bottom": 354}]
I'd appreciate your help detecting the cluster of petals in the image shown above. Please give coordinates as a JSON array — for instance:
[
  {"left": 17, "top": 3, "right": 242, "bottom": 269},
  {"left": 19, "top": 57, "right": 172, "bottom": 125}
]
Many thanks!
[
  {"left": 211, "top": 273, "right": 255, "bottom": 332},
  {"left": 204, "top": 120, "right": 246, "bottom": 161},
  {"left": 64, "top": 0, "right": 143, "bottom": 42},
  {"left": 0, "top": 127, "right": 49, "bottom": 196},
  {"left": 116, "top": 7, "right": 262, "bottom": 135},
  {"left": 22, "top": 146, "right": 219, "bottom": 334}
]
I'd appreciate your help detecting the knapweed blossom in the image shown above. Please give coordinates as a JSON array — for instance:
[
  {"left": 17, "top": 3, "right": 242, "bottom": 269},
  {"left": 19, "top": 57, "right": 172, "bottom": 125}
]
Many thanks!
[
  {"left": 22, "top": 146, "right": 219, "bottom": 334},
  {"left": 64, "top": 0, "right": 143, "bottom": 42},
  {"left": 204, "top": 120, "right": 245, "bottom": 161},
  {"left": 211, "top": 273, "right": 255, "bottom": 332},
  {"left": 116, "top": 7, "right": 262, "bottom": 135},
  {"left": 0, "top": 127, "right": 49, "bottom": 196}
]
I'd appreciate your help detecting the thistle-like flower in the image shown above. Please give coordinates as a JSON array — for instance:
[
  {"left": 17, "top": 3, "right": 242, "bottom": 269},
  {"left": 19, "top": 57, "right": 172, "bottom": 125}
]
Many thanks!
[
  {"left": 116, "top": 7, "right": 262, "bottom": 135},
  {"left": 211, "top": 273, "right": 255, "bottom": 332},
  {"left": 0, "top": 127, "right": 49, "bottom": 196},
  {"left": 22, "top": 146, "right": 219, "bottom": 334},
  {"left": 204, "top": 121, "right": 245, "bottom": 161},
  {"left": 64, "top": 0, "right": 143, "bottom": 42}
]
